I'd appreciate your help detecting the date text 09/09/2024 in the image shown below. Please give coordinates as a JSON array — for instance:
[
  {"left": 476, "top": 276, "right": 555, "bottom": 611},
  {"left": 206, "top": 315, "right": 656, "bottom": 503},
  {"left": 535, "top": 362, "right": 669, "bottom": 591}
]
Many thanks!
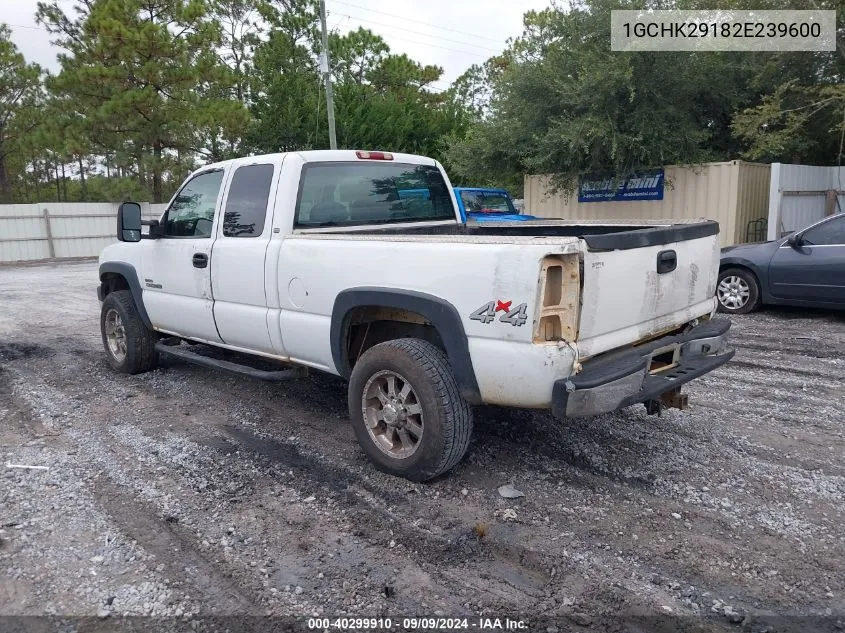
[{"left": 307, "top": 617, "right": 528, "bottom": 630}]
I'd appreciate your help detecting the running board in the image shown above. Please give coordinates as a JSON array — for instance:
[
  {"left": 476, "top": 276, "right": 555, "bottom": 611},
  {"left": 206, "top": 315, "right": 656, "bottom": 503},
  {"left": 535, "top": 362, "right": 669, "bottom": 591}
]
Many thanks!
[{"left": 155, "top": 342, "right": 298, "bottom": 382}]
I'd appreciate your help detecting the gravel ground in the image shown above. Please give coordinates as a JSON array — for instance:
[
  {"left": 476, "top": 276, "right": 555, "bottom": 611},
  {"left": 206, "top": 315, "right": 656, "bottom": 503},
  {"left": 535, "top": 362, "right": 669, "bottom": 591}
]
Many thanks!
[{"left": 0, "top": 261, "right": 843, "bottom": 632}]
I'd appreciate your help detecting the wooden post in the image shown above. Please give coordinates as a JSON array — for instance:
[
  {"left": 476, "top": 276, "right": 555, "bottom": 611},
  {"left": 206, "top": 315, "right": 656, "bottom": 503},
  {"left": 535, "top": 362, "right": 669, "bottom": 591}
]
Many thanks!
[
  {"left": 42, "top": 208, "right": 56, "bottom": 259},
  {"left": 825, "top": 189, "right": 838, "bottom": 216}
]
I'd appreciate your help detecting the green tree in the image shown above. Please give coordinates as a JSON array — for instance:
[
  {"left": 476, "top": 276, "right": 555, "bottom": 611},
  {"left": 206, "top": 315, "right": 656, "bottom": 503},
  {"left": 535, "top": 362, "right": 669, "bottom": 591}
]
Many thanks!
[
  {"left": 450, "top": 55, "right": 511, "bottom": 120},
  {"left": 730, "top": 0, "right": 845, "bottom": 163},
  {"left": 37, "top": 0, "right": 248, "bottom": 202},
  {"left": 250, "top": 14, "right": 469, "bottom": 161},
  {"left": 210, "top": 0, "right": 263, "bottom": 103},
  {"left": 449, "top": 0, "right": 845, "bottom": 192},
  {"left": 248, "top": 23, "right": 322, "bottom": 151},
  {"left": 447, "top": 1, "right": 769, "bottom": 193},
  {"left": 330, "top": 27, "right": 388, "bottom": 85},
  {"left": 0, "top": 24, "right": 42, "bottom": 202}
]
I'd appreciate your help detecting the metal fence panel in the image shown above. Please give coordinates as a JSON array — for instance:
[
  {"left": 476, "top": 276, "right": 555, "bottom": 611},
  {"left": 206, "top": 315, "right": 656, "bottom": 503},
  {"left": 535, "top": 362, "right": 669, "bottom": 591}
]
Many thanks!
[
  {"left": 54, "top": 236, "right": 116, "bottom": 259},
  {"left": 0, "top": 239, "right": 51, "bottom": 262},
  {"left": 0, "top": 202, "right": 166, "bottom": 263},
  {"left": 0, "top": 216, "right": 44, "bottom": 240},
  {"left": 767, "top": 163, "right": 845, "bottom": 238}
]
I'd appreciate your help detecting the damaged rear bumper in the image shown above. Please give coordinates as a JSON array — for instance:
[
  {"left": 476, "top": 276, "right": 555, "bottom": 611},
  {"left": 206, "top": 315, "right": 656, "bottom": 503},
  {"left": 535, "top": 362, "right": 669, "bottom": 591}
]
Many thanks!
[{"left": 552, "top": 318, "right": 734, "bottom": 419}]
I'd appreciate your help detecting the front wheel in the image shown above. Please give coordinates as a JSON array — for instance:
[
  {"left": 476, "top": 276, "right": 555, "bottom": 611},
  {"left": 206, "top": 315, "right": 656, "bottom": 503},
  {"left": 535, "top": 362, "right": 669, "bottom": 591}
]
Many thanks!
[
  {"left": 347, "top": 338, "right": 473, "bottom": 482},
  {"left": 100, "top": 290, "right": 158, "bottom": 374},
  {"left": 716, "top": 268, "right": 761, "bottom": 314}
]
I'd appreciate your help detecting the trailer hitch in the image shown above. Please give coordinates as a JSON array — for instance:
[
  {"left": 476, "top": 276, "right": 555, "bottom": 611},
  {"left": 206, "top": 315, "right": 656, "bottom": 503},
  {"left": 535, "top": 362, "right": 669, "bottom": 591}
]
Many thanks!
[{"left": 644, "top": 388, "right": 689, "bottom": 416}]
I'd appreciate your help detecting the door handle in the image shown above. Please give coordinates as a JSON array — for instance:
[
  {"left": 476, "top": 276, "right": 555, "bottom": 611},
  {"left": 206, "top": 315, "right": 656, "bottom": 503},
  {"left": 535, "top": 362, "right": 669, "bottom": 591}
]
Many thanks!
[
  {"left": 192, "top": 253, "right": 208, "bottom": 269},
  {"left": 656, "top": 249, "right": 677, "bottom": 274}
]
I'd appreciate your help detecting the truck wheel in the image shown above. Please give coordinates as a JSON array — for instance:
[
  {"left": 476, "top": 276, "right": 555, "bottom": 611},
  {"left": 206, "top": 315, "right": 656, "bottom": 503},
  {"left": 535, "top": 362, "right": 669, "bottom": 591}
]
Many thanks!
[
  {"left": 100, "top": 290, "right": 158, "bottom": 374},
  {"left": 716, "top": 268, "right": 760, "bottom": 314},
  {"left": 348, "top": 338, "right": 473, "bottom": 482}
]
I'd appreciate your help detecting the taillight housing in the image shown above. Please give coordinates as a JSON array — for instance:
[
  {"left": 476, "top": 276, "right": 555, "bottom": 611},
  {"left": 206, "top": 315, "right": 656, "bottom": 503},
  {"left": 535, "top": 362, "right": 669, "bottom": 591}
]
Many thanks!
[
  {"left": 534, "top": 254, "right": 581, "bottom": 343},
  {"left": 356, "top": 150, "right": 393, "bottom": 160}
]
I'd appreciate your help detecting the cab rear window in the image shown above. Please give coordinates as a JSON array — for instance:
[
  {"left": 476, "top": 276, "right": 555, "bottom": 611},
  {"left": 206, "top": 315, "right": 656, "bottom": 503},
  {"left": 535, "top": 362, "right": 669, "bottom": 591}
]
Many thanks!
[
  {"left": 460, "top": 191, "right": 515, "bottom": 214},
  {"left": 295, "top": 162, "right": 455, "bottom": 227}
]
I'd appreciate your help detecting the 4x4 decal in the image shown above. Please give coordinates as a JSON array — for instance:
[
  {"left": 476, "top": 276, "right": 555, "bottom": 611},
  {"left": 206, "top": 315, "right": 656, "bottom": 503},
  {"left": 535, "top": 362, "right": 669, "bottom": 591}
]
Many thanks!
[{"left": 469, "top": 300, "right": 528, "bottom": 326}]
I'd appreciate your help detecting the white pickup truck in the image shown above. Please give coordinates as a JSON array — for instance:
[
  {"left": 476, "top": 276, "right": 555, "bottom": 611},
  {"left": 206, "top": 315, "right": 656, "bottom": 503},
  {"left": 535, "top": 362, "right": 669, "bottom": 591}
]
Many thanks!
[{"left": 98, "top": 150, "right": 733, "bottom": 480}]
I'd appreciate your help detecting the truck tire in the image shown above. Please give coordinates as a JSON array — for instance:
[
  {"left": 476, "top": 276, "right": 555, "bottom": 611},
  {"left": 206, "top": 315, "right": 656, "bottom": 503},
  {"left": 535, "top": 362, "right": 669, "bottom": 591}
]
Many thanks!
[
  {"left": 348, "top": 338, "right": 473, "bottom": 482},
  {"left": 100, "top": 290, "right": 158, "bottom": 374},
  {"left": 716, "top": 267, "right": 761, "bottom": 314}
]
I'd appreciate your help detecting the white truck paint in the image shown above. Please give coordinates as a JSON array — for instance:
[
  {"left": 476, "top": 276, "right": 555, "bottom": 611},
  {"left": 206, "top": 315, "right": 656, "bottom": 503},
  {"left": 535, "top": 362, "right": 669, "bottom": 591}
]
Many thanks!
[{"left": 98, "top": 150, "right": 734, "bottom": 480}]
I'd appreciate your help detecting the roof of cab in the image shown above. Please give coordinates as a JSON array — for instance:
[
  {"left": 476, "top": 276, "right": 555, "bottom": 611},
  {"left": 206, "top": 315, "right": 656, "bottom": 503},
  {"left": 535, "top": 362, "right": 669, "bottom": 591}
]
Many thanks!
[{"left": 197, "top": 150, "right": 438, "bottom": 173}]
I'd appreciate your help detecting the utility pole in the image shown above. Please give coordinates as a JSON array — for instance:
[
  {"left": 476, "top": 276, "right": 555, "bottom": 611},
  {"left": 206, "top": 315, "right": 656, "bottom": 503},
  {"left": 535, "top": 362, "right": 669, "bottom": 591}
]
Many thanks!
[{"left": 319, "top": 0, "right": 337, "bottom": 150}]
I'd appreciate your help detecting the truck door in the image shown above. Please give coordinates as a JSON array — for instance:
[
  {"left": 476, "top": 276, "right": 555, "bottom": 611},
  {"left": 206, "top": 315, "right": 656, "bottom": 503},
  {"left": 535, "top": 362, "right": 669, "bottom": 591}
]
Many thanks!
[
  {"left": 141, "top": 169, "right": 224, "bottom": 342},
  {"left": 210, "top": 161, "right": 282, "bottom": 354}
]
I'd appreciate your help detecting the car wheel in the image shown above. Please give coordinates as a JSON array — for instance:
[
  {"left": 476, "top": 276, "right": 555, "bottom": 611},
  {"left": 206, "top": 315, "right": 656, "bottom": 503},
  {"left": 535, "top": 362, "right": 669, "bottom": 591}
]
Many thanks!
[
  {"left": 347, "top": 338, "right": 473, "bottom": 482},
  {"left": 716, "top": 268, "right": 761, "bottom": 314},
  {"left": 100, "top": 290, "right": 159, "bottom": 374}
]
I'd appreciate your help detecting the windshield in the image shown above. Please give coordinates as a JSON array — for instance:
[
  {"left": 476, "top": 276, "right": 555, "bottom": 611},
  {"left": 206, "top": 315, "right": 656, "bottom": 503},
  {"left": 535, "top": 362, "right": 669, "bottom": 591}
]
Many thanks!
[
  {"left": 295, "top": 162, "right": 456, "bottom": 227},
  {"left": 460, "top": 191, "right": 516, "bottom": 214}
]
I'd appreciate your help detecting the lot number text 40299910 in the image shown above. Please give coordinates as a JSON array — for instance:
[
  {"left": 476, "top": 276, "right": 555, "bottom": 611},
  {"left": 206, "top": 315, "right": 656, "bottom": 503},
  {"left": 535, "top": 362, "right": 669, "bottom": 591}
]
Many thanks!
[{"left": 306, "top": 617, "right": 529, "bottom": 630}]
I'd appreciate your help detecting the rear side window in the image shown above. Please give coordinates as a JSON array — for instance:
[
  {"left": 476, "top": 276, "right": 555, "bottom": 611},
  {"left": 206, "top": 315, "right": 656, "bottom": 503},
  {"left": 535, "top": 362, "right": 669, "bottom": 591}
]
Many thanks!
[
  {"left": 802, "top": 215, "right": 845, "bottom": 246},
  {"left": 295, "top": 162, "right": 455, "bottom": 227},
  {"left": 223, "top": 164, "right": 275, "bottom": 237}
]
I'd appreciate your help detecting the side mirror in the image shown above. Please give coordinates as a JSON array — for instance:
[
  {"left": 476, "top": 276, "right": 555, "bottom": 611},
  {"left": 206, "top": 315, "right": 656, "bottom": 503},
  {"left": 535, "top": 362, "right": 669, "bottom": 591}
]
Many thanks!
[
  {"left": 117, "top": 202, "right": 142, "bottom": 242},
  {"left": 786, "top": 232, "right": 803, "bottom": 248}
]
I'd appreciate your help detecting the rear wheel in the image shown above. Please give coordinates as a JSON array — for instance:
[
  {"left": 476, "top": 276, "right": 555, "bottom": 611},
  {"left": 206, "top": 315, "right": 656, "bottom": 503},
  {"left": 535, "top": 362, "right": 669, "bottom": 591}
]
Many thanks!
[
  {"left": 716, "top": 268, "right": 761, "bottom": 314},
  {"left": 100, "top": 290, "right": 158, "bottom": 374},
  {"left": 348, "top": 338, "right": 473, "bottom": 482}
]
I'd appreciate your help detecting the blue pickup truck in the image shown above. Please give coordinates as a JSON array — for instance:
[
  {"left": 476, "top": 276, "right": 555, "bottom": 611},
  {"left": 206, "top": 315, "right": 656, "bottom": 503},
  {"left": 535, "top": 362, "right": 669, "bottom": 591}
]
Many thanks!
[{"left": 453, "top": 187, "right": 536, "bottom": 222}]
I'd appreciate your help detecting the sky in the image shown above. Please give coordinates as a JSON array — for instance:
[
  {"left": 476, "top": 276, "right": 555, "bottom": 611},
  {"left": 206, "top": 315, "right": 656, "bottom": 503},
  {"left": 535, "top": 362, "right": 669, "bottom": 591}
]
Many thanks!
[{"left": 4, "top": 0, "right": 552, "bottom": 89}]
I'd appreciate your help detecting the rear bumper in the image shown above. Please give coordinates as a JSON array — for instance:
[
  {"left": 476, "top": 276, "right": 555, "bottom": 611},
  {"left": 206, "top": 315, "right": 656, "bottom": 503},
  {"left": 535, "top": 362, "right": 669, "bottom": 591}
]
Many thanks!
[{"left": 552, "top": 318, "right": 734, "bottom": 419}]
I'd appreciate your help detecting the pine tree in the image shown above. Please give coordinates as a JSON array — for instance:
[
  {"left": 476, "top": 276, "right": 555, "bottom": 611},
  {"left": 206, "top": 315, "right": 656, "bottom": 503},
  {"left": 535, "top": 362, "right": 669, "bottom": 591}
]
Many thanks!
[
  {"left": 37, "top": 0, "right": 247, "bottom": 202},
  {"left": 0, "top": 24, "right": 42, "bottom": 202}
]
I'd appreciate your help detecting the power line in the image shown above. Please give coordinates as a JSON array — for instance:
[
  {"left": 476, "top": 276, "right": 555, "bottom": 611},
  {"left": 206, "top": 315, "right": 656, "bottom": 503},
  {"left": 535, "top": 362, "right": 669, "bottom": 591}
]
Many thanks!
[
  {"left": 9, "top": 18, "right": 490, "bottom": 88},
  {"left": 11, "top": 0, "right": 508, "bottom": 47},
  {"left": 327, "top": 17, "right": 490, "bottom": 59},
  {"left": 327, "top": 10, "right": 501, "bottom": 54},
  {"left": 11, "top": 17, "right": 493, "bottom": 62},
  {"left": 6, "top": 23, "right": 45, "bottom": 31},
  {"left": 329, "top": 0, "right": 504, "bottom": 44}
]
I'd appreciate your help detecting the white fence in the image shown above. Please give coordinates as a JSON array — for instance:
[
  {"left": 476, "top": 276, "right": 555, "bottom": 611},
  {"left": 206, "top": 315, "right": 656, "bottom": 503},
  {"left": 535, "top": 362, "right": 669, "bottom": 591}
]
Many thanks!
[
  {"left": 767, "top": 163, "right": 845, "bottom": 239},
  {"left": 0, "top": 202, "right": 167, "bottom": 263}
]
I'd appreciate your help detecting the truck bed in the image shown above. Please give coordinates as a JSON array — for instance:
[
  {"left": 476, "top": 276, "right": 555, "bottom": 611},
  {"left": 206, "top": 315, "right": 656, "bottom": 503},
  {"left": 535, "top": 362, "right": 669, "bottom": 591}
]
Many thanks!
[
  {"left": 290, "top": 217, "right": 721, "bottom": 363},
  {"left": 345, "top": 218, "right": 719, "bottom": 251}
]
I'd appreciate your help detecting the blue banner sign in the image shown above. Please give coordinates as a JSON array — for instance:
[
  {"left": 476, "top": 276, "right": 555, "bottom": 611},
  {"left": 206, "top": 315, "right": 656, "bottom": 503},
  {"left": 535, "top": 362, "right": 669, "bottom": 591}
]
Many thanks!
[{"left": 578, "top": 169, "right": 664, "bottom": 202}]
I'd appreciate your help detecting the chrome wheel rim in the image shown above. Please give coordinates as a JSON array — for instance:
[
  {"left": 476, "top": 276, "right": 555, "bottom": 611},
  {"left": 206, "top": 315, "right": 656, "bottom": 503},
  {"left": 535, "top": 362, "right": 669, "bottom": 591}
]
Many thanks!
[
  {"left": 362, "top": 370, "right": 424, "bottom": 459},
  {"left": 104, "top": 309, "right": 127, "bottom": 362},
  {"left": 717, "top": 276, "right": 750, "bottom": 310}
]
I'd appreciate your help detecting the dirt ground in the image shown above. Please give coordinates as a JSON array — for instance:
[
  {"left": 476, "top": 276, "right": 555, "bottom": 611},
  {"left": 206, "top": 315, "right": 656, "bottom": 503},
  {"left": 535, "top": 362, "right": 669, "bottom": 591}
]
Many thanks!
[{"left": 1, "top": 261, "right": 843, "bottom": 633}]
